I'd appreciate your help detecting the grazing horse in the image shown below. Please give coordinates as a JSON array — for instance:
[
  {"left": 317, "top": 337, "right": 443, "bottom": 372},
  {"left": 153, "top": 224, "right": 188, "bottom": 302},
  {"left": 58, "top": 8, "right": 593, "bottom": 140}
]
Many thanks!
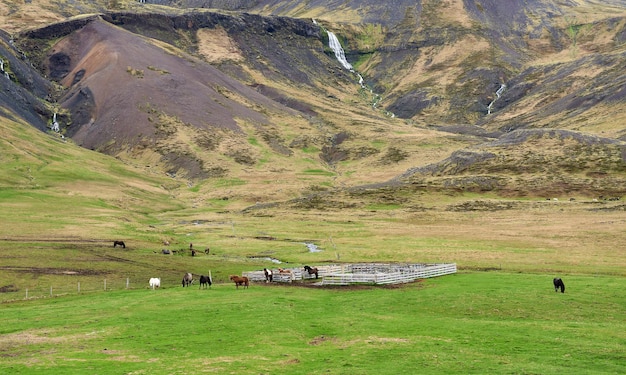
[
  {"left": 199, "top": 275, "right": 212, "bottom": 289},
  {"left": 278, "top": 268, "right": 294, "bottom": 280},
  {"left": 304, "top": 265, "right": 319, "bottom": 279},
  {"left": 149, "top": 277, "right": 160, "bottom": 289},
  {"left": 182, "top": 272, "right": 193, "bottom": 287},
  {"left": 553, "top": 277, "right": 565, "bottom": 293},
  {"left": 113, "top": 240, "right": 126, "bottom": 248},
  {"left": 229, "top": 275, "right": 249, "bottom": 289},
  {"left": 264, "top": 268, "right": 273, "bottom": 283}
]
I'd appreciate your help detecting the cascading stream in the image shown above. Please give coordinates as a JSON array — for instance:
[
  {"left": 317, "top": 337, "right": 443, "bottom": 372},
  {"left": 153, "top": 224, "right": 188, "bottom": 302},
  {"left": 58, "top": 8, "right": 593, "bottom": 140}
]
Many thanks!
[
  {"left": 487, "top": 83, "right": 506, "bottom": 114},
  {"left": 322, "top": 25, "right": 365, "bottom": 88},
  {"left": 0, "top": 59, "right": 9, "bottom": 79},
  {"left": 318, "top": 21, "right": 394, "bottom": 117}
]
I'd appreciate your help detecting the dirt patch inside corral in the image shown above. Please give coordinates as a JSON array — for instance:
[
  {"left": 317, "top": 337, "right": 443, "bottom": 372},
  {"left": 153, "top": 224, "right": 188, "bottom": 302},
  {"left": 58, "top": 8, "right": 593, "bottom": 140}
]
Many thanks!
[{"left": 259, "top": 278, "right": 425, "bottom": 290}]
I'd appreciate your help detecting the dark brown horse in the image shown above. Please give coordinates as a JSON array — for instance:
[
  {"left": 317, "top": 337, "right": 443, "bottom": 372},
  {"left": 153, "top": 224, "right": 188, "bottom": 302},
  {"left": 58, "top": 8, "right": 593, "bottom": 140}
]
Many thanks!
[
  {"left": 553, "top": 277, "right": 565, "bottom": 293},
  {"left": 229, "top": 275, "right": 249, "bottom": 289},
  {"left": 199, "top": 275, "right": 212, "bottom": 289},
  {"left": 304, "top": 265, "right": 319, "bottom": 279},
  {"left": 113, "top": 240, "right": 126, "bottom": 248}
]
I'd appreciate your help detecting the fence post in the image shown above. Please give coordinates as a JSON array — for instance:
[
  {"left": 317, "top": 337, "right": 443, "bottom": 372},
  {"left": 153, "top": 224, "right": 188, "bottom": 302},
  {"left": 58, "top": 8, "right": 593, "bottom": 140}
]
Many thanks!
[
  {"left": 126, "top": 278, "right": 129, "bottom": 289},
  {"left": 50, "top": 286, "right": 53, "bottom": 297},
  {"left": 104, "top": 279, "right": 107, "bottom": 291},
  {"left": 78, "top": 282, "right": 80, "bottom": 293},
  {"left": 25, "top": 288, "right": 28, "bottom": 299}
]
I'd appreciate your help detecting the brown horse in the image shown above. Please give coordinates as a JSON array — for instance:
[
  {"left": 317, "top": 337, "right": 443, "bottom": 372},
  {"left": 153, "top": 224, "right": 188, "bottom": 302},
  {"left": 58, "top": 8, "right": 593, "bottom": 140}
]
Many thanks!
[
  {"left": 303, "top": 265, "right": 319, "bottom": 279},
  {"left": 113, "top": 240, "right": 126, "bottom": 248},
  {"left": 229, "top": 275, "right": 249, "bottom": 289}
]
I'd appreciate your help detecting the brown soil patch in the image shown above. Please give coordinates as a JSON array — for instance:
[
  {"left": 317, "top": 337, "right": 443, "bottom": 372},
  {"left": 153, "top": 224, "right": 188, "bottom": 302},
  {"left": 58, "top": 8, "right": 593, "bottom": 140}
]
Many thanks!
[
  {"left": 197, "top": 27, "right": 244, "bottom": 63},
  {"left": 0, "top": 266, "right": 105, "bottom": 278}
]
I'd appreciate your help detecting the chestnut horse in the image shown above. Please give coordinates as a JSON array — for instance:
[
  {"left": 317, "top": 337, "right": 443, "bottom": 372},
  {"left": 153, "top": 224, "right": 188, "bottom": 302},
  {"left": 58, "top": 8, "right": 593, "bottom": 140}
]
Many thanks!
[
  {"left": 303, "top": 265, "right": 319, "bottom": 279},
  {"left": 229, "top": 275, "right": 249, "bottom": 289}
]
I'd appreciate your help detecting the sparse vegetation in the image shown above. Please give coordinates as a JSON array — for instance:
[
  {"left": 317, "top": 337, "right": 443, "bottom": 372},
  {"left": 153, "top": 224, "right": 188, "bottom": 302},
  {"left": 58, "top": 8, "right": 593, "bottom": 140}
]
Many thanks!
[{"left": 126, "top": 65, "right": 144, "bottom": 78}]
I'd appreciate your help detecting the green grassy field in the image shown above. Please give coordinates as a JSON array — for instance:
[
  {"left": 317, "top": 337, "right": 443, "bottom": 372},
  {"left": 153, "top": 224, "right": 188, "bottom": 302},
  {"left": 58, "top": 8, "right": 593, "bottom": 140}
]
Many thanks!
[
  {"left": 1, "top": 272, "right": 624, "bottom": 374},
  {"left": 1, "top": 113, "right": 625, "bottom": 373}
]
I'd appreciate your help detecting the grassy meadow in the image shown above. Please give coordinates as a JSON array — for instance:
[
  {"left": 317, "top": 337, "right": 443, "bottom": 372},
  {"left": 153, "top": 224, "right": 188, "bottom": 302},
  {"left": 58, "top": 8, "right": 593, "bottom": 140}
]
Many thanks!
[
  {"left": 1, "top": 183, "right": 625, "bottom": 374},
  {"left": 1, "top": 114, "right": 625, "bottom": 373},
  {"left": 1, "top": 272, "right": 624, "bottom": 374}
]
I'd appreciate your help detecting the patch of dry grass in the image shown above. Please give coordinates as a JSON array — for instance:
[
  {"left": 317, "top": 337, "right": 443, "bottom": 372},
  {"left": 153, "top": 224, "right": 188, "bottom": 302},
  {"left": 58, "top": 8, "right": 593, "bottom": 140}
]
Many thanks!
[{"left": 197, "top": 27, "right": 244, "bottom": 63}]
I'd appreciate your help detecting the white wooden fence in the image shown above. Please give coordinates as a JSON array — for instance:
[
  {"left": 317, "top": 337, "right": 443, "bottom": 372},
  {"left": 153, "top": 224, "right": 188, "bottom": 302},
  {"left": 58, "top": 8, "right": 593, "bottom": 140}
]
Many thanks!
[
  {"left": 321, "top": 263, "right": 457, "bottom": 286},
  {"left": 243, "top": 263, "right": 457, "bottom": 286}
]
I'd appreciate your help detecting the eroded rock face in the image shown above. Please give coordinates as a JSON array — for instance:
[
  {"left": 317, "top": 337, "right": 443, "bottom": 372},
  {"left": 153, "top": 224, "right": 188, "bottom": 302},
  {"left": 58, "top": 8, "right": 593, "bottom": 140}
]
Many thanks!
[
  {"left": 48, "top": 52, "right": 71, "bottom": 80},
  {"left": 0, "top": 30, "right": 54, "bottom": 131}
]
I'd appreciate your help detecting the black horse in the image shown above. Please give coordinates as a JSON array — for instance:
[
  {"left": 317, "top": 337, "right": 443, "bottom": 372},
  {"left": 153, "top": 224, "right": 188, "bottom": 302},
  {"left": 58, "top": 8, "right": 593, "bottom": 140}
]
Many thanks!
[
  {"left": 303, "top": 265, "right": 319, "bottom": 279},
  {"left": 553, "top": 277, "right": 565, "bottom": 293},
  {"left": 199, "top": 275, "right": 212, "bottom": 289},
  {"left": 182, "top": 272, "right": 193, "bottom": 287},
  {"left": 113, "top": 240, "right": 126, "bottom": 248}
]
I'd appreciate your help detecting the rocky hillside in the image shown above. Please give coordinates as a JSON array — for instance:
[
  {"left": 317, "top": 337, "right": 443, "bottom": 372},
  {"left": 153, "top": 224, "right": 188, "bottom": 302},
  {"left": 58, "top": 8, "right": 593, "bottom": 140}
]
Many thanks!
[{"left": 0, "top": 0, "right": 625, "bottom": 203}]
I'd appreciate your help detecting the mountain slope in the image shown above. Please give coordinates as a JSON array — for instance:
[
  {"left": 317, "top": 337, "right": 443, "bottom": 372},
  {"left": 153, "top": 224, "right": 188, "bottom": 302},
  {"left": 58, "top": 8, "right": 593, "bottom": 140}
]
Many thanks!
[
  {"left": 0, "top": 112, "right": 183, "bottom": 238},
  {"left": 0, "top": 0, "right": 625, "bottom": 204}
]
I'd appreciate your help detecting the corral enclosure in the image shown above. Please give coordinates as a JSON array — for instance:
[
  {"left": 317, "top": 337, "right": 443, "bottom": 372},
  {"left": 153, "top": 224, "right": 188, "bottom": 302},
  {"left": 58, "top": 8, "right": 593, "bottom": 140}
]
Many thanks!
[{"left": 243, "top": 263, "right": 457, "bottom": 285}]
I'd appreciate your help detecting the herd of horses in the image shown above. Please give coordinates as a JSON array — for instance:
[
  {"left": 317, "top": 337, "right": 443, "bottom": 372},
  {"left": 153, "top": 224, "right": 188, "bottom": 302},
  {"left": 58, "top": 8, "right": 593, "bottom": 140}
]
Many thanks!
[
  {"left": 147, "top": 265, "right": 323, "bottom": 290},
  {"left": 118, "top": 240, "right": 567, "bottom": 292},
  {"left": 117, "top": 238, "right": 566, "bottom": 293},
  {"left": 148, "top": 272, "right": 567, "bottom": 294},
  {"left": 180, "top": 272, "right": 213, "bottom": 289}
]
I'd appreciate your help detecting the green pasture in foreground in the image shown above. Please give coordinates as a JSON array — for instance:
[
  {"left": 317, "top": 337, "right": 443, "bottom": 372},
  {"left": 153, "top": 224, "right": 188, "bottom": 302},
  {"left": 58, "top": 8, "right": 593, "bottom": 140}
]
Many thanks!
[{"left": 1, "top": 272, "right": 624, "bottom": 374}]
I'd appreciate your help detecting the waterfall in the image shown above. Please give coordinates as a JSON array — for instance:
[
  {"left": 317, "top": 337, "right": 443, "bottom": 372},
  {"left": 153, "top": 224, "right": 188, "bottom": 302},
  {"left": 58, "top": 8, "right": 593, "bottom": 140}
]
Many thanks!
[
  {"left": 326, "top": 30, "right": 368, "bottom": 90},
  {"left": 0, "top": 59, "right": 8, "bottom": 79},
  {"left": 327, "top": 31, "right": 354, "bottom": 71},
  {"left": 51, "top": 112, "right": 60, "bottom": 132},
  {"left": 322, "top": 25, "right": 395, "bottom": 117},
  {"left": 487, "top": 83, "right": 506, "bottom": 114}
]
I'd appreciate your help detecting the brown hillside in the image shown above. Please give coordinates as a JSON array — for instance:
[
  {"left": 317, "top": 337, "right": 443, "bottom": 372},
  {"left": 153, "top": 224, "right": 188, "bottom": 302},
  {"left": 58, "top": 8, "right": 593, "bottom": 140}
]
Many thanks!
[{"left": 49, "top": 18, "right": 289, "bottom": 150}]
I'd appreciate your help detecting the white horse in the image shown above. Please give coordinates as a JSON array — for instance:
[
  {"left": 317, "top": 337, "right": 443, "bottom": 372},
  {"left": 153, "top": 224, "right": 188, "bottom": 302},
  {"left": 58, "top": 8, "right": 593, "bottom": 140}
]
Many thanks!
[{"left": 149, "top": 277, "right": 161, "bottom": 289}]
